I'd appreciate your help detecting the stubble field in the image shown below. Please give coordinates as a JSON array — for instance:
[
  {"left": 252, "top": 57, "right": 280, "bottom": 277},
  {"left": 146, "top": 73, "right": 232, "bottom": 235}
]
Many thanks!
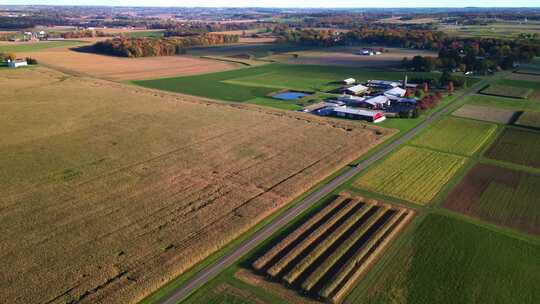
[
  {"left": 452, "top": 104, "right": 518, "bottom": 124},
  {"left": 17, "top": 47, "right": 239, "bottom": 80},
  {"left": 0, "top": 67, "right": 392, "bottom": 304},
  {"left": 265, "top": 46, "right": 437, "bottom": 68}
]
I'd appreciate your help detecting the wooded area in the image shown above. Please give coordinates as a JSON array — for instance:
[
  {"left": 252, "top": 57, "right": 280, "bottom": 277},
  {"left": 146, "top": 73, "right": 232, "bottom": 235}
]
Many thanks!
[{"left": 93, "top": 34, "right": 239, "bottom": 57}]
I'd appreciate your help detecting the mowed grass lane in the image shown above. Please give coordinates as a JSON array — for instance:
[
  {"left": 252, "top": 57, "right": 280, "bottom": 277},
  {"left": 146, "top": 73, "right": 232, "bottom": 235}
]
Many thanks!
[
  {"left": 0, "top": 40, "right": 84, "bottom": 53},
  {"left": 345, "top": 214, "right": 540, "bottom": 304},
  {"left": 410, "top": 116, "right": 497, "bottom": 156},
  {"left": 354, "top": 146, "right": 467, "bottom": 205}
]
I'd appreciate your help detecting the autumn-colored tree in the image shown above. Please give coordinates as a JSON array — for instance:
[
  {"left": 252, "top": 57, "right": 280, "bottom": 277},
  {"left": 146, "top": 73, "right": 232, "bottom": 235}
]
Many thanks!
[
  {"left": 448, "top": 81, "right": 455, "bottom": 95},
  {"left": 405, "top": 88, "right": 412, "bottom": 98}
]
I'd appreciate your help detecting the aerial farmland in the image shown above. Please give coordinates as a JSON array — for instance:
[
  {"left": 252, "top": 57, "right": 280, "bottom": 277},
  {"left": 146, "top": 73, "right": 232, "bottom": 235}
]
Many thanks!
[{"left": 1, "top": 4, "right": 540, "bottom": 304}]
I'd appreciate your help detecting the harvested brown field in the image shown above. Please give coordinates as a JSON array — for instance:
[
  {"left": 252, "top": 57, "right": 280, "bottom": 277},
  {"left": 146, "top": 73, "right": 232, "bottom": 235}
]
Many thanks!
[
  {"left": 453, "top": 104, "right": 518, "bottom": 124},
  {"left": 18, "top": 47, "right": 239, "bottom": 80},
  {"left": 0, "top": 67, "right": 392, "bottom": 304},
  {"left": 252, "top": 195, "right": 414, "bottom": 303},
  {"left": 266, "top": 46, "right": 437, "bottom": 68},
  {"left": 443, "top": 163, "right": 540, "bottom": 235}
]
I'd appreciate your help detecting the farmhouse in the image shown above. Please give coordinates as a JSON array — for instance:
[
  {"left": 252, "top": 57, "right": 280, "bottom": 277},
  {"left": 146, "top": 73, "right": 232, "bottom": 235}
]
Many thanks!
[
  {"left": 337, "top": 95, "right": 366, "bottom": 106},
  {"left": 344, "top": 84, "right": 369, "bottom": 95},
  {"left": 342, "top": 78, "right": 356, "bottom": 85},
  {"left": 384, "top": 87, "right": 407, "bottom": 98},
  {"left": 367, "top": 80, "right": 401, "bottom": 90},
  {"left": 7, "top": 59, "right": 28, "bottom": 68},
  {"left": 363, "top": 95, "right": 391, "bottom": 109},
  {"left": 333, "top": 106, "right": 386, "bottom": 123}
]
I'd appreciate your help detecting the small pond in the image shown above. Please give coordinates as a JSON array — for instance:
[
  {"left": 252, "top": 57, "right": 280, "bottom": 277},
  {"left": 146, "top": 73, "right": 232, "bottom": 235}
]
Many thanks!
[{"left": 272, "top": 91, "right": 309, "bottom": 101}]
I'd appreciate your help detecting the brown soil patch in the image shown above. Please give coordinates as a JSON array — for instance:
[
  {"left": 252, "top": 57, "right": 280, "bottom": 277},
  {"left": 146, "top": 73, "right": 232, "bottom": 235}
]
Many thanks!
[
  {"left": 443, "top": 163, "right": 540, "bottom": 235},
  {"left": 213, "top": 283, "right": 266, "bottom": 304},
  {"left": 235, "top": 269, "right": 321, "bottom": 304},
  {"left": 453, "top": 104, "right": 518, "bottom": 124},
  {"left": 18, "top": 47, "right": 239, "bottom": 81},
  {"left": 0, "top": 67, "right": 393, "bottom": 304},
  {"left": 267, "top": 47, "right": 436, "bottom": 68}
]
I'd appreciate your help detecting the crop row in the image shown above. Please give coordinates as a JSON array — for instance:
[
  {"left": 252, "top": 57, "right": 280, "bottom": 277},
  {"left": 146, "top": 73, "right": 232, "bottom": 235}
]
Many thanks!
[
  {"left": 266, "top": 198, "right": 361, "bottom": 277},
  {"left": 252, "top": 195, "right": 348, "bottom": 271},
  {"left": 282, "top": 204, "right": 380, "bottom": 285},
  {"left": 321, "top": 210, "right": 412, "bottom": 303},
  {"left": 300, "top": 206, "right": 389, "bottom": 292},
  {"left": 355, "top": 146, "right": 466, "bottom": 205}
]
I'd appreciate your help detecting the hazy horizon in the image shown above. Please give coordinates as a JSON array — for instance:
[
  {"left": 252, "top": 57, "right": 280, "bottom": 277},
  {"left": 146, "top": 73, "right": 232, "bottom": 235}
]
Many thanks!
[{"left": 1, "top": 0, "right": 538, "bottom": 8}]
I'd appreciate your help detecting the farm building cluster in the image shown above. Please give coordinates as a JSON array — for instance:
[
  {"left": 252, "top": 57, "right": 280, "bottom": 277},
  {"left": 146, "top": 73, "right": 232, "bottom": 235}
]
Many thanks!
[{"left": 306, "top": 76, "right": 419, "bottom": 123}]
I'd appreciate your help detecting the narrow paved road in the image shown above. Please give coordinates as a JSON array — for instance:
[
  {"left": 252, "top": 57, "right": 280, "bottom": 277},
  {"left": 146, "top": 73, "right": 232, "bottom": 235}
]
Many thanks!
[{"left": 159, "top": 79, "right": 487, "bottom": 304}]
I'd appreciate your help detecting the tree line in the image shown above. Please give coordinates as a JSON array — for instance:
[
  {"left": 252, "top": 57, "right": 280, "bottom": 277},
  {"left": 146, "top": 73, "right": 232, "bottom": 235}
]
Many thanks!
[
  {"left": 274, "top": 26, "right": 540, "bottom": 73},
  {"left": 93, "top": 34, "right": 239, "bottom": 57}
]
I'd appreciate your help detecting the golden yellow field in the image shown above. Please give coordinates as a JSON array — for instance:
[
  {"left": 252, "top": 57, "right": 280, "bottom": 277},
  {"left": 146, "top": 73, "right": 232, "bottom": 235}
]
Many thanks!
[
  {"left": 354, "top": 146, "right": 467, "bottom": 205},
  {"left": 18, "top": 47, "right": 240, "bottom": 80},
  {"left": 0, "top": 67, "right": 392, "bottom": 304}
]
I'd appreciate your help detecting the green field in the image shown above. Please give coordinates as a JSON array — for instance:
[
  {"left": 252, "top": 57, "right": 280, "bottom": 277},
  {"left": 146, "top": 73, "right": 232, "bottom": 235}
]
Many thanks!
[
  {"left": 124, "top": 30, "right": 165, "bottom": 38},
  {"left": 485, "top": 128, "right": 540, "bottom": 169},
  {"left": 410, "top": 116, "right": 497, "bottom": 156},
  {"left": 496, "top": 78, "right": 540, "bottom": 91},
  {"left": 354, "top": 146, "right": 467, "bottom": 205},
  {"left": 0, "top": 40, "right": 84, "bottom": 53},
  {"left": 133, "top": 63, "right": 437, "bottom": 110},
  {"left": 515, "top": 111, "right": 540, "bottom": 129},
  {"left": 345, "top": 213, "right": 540, "bottom": 304},
  {"left": 444, "top": 163, "right": 540, "bottom": 235},
  {"left": 465, "top": 94, "right": 540, "bottom": 112},
  {"left": 480, "top": 84, "right": 532, "bottom": 99}
]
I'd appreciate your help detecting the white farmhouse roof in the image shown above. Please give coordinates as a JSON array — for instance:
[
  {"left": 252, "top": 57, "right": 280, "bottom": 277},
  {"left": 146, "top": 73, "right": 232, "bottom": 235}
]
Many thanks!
[
  {"left": 333, "top": 106, "right": 381, "bottom": 117},
  {"left": 363, "top": 95, "right": 390, "bottom": 107},
  {"left": 345, "top": 84, "right": 369, "bottom": 94},
  {"left": 384, "top": 87, "right": 407, "bottom": 98},
  {"left": 343, "top": 78, "right": 356, "bottom": 84},
  {"left": 367, "top": 80, "right": 401, "bottom": 87},
  {"left": 337, "top": 95, "right": 365, "bottom": 102}
]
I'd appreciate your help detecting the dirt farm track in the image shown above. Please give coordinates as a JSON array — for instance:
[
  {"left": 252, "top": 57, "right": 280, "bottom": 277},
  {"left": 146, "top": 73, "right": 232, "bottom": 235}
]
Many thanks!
[{"left": 0, "top": 67, "right": 392, "bottom": 304}]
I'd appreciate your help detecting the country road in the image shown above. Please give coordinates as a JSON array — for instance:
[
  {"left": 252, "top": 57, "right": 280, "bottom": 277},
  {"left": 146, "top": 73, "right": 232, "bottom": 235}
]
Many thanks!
[{"left": 158, "top": 78, "right": 488, "bottom": 304}]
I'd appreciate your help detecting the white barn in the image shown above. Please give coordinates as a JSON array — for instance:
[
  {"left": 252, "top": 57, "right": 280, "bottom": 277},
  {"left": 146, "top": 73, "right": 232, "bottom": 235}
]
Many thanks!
[
  {"left": 384, "top": 87, "right": 407, "bottom": 98},
  {"left": 7, "top": 59, "right": 28, "bottom": 68},
  {"left": 345, "top": 84, "right": 369, "bottom": 95},
  {"left": 343, "top": 78, "right": 356, "bottom": 85}
]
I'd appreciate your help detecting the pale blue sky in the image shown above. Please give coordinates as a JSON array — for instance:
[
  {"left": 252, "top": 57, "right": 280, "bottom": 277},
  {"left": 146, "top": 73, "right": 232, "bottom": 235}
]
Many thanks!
[{"left": 1, "top": 0, "right": 538, "bottom": 8}]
